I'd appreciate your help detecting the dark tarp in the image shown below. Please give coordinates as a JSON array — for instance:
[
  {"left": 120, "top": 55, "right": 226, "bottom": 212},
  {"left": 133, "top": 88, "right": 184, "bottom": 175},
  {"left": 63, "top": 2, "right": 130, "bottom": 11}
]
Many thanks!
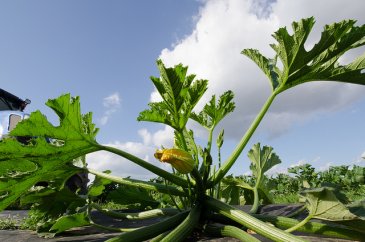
[{"left": 0, "top": 89, "right": 27, "bottom": 111}]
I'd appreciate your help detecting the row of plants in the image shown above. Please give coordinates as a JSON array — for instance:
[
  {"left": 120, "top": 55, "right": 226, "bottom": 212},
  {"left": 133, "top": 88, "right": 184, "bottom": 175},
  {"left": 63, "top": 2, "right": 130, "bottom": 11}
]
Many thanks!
[
  {"left": 1, "top": 17, "right": 365, "bottom": 241},
  {"left": 94, "top": 163, "right": 365, "bottom": 208}
]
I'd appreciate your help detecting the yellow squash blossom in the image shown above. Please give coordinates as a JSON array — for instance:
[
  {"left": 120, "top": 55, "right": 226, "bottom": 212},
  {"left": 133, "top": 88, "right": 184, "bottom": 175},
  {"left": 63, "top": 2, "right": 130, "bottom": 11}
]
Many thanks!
[{"left": 154, "top": 148, "right": 195, "bottom": 174}]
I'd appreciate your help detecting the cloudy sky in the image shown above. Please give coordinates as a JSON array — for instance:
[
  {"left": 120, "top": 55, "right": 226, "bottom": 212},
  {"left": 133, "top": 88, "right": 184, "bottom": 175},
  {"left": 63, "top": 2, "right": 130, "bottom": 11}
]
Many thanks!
[{"left": 1, "top": 0, "right": 364, "bottom": 180}]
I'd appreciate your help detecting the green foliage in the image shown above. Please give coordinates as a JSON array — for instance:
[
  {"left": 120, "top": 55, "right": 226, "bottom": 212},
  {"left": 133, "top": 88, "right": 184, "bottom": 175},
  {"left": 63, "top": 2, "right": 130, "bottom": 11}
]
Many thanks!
[
  {"left": 242, "top": 17, "right": 365, "bottom": 93},
  {"left": 288, "top": 163, "right": 319, "bottom": 188},
  {"left": 21, "top": 188, "right": 85, "bottom": 220},
  {"left": 247, "top": 143, "right": 280, "bottom": 212},
  {"left": 0, "top": 216, "right": 18, "bottom": 230},
  {"left": 301, "top": 187, "right": 359, "bottom": 221},
  {"left": 248, "top": 143, "right": 281, "bottom": 180},
  {"left": 106, "top": 185, "right": 160, "bottom": 209},
  {"left": 137, "top": 60, "right": 208, "bottom": 132},
  {"left": 88, "top": 171, "right": 113, "bottom": 197},
  {"left": 190, "top": 91, "right": 235, "bottom": 130},
  {"left": 0, "top": 94, "right": 100, "bottom": 211},
  {"left": 220, "top": 176, "right": 251, "bottom": 205}
]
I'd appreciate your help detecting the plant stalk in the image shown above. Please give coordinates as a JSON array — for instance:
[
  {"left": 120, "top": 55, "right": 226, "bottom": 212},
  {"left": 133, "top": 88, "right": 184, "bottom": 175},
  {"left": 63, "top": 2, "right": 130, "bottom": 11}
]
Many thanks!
[
  {"left": 250, "top": 186, "right": 260, "bottom": 214},
  {"left": 88, "top": 168, "right": 187, "bottom": 197},
  {"left": 204, "top": 196, "right": 306, "bottom": 242},
  {"left": 204, "top": 224, "right": 261, "bottom": 242},
  {"left": 91, "top": 204, "right": 179, "bottom": 220},
  {"left": 209, "top": 92, "right": 278, "bottom": 187},
  {"left": 285, "top": 214, "right": 313, "bottom": 233},
  {"left": 99, "top": 144, "right": 189, "bottom": 188},
  {"left": 105, "top": 210, "right": 190, "bottom": 242}
]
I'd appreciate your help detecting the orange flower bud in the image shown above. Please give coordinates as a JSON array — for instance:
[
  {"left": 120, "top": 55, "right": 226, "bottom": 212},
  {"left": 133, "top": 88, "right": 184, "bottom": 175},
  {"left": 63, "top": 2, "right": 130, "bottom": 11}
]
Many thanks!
[{"left": 154, "top": 148, "right": 195, "bottom": 174}]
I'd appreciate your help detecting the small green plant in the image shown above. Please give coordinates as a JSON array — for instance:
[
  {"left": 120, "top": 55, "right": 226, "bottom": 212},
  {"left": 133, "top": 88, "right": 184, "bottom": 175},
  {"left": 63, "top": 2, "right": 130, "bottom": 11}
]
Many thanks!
[
  {"left": 0, "top": 215, "right": 18, "bottom": 230},
  {"left": 1, "top": 17, "right": 365, "bottom": 241}
]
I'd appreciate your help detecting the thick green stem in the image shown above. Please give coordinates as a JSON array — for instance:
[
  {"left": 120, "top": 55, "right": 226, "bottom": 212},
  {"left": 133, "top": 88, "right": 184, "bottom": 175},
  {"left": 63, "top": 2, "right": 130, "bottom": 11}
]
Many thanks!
[
  {"left": 87, "top": 206, "right": 135, "bottom": 232},
  {"left": 178, "top": 129, "right": 204, "bottom": 198},
  {"left": 204, "top": 196, "right": 306, "bottom": 242},
  {"left": 89, "top": 220, "right": 135, "bottom": 232},
  {"left": 209, "top": 92, "right": 278, "bottom": 187},
  {"left": 191, "top": 167, "right": 205, "bottom": 200},
  {"left": 88, "top": 168, "right": 187, "bottom": 197},
  {"left": 285, "top": 214, "right": 313, "bottom": 233},
  {"left": 161, "top": 205, "right": 201, "bottom": 242},
  {"left": 91, "top": 203, "right": 179, "bottom": 220},
  {"left": 204, "top": 224, "right": 261, "bottom": 242},
  {"left": 250, "top": 186, "right": 260, "bottom": 213},
  {"left": 206, "top": 212, "right": 365, "bottom": 241},
  {"left": 207, "top": 127, "right": 214, "bottom": 153},
  {"left": 99, "top": 144, "right": 189, "bottom": 188},
  {"left": 201, "top": 128, "right": 214, "bottom": 183},
  {"left": 106, "top": 210, "right": 190, "bottom": 242}
]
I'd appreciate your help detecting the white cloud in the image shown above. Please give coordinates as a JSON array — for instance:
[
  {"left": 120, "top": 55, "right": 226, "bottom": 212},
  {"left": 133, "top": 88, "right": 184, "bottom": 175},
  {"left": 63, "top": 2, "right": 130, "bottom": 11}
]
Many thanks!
[
  {"left": 137, "top": 126, "right": 174, "bottom": 147},
  {"left": 158, "top": 0, "right": 365, "bottom": 140},
  {"left": 100, "top": 92, "right": 121, "bottom": 125},
  {"left": 87, "top": 126, "right": 174, "bottom": 180},
  {"left": 150, "top": 90, "right": 163, "bottom": 102},
  {"left": 103, "top": 92, "right": 121, "bottom": 108}
]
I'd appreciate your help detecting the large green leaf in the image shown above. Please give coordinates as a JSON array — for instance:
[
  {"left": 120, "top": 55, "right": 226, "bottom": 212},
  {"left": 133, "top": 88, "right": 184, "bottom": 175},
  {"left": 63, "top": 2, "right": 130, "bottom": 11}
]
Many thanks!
[
  {"left": 138, "top": 60, "right": 208, "bottom": 131},
  {"left": 242, "top": 17, "right": 365, "bottom": 92},
  {"left": 0, "top": 94, "right": 100, "bottom": 210},
  {"left": 301, "top": 187, "right": 358, "bottom": 221},
  {"left": 106, "top": 185, "right": 160, "bottom": 209}
]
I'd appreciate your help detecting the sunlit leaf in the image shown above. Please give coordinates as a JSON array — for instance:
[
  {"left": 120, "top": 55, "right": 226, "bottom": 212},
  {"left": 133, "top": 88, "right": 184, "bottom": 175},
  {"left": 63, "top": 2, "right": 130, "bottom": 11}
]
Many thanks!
[
  {"left": 242, "top": 17, "right": 365, "bottom": 92},
  {"left": 138, "top": 60, "right": 208, "bottom": 131},
  {"left": 191, "top": 91, "right": 235, "bottom": 130},
  {"left": 0, "top": 94, "right": 100, "bottom": 210}
]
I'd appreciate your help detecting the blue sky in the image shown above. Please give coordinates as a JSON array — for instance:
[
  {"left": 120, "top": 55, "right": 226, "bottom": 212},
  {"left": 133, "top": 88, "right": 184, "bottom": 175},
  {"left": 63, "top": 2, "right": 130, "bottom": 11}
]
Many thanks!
[{"left": 1, "top": 0, "right": 364, "bottom": 179}]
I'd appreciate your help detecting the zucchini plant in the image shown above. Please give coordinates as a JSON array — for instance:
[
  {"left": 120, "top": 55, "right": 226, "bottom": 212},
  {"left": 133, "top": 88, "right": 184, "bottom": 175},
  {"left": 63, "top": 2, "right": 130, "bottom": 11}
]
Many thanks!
[{"left": 1, "top": 17, "right": 365, "bottom": 241}]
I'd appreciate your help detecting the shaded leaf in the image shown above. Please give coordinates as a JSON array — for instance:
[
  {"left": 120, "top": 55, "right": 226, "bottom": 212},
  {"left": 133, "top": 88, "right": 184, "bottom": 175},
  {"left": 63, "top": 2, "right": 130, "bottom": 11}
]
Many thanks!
[
  {"left": 220, "top": 177, "right": 252, "bottom": 205},
  {"left": 301, "top": 187, "right": 358, "bottom": 221},
  {"left": 21, "top": 188, "right": 86, "bottom": 220},
  {"left": 347, "top": 199, "right": 365, "bottom": 219},
  {"left": 107, "top": 185, "right": 159, "bottom": 209},
  {"left": 88, "top": 170, "right": 113, "bottom": 197}
]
